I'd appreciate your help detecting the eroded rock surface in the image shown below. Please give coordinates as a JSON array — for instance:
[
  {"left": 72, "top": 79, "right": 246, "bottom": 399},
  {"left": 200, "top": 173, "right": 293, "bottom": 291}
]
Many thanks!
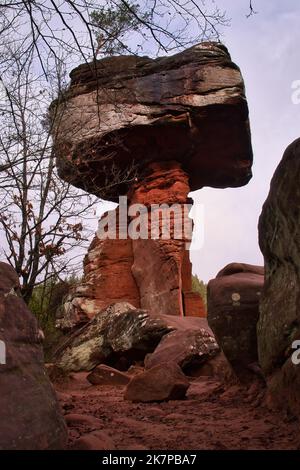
[
  {"left": 55, "top": 302, "right": 215, "bottom": 372},
  {"left": 258, "top": 138, "right": 300, "bottom": 415},
  {"left": 0, "top": 262, "right": 67, "bottom": 450},
  {"left": 207, "top": 262, "right": 264, "bottom": 382},
  {"left": 55, "top": 303, "right": 172, "bottom": 371},
  {"left": 87, "top": 364, "right": 130, "bottom": 386},
  {"left": 144, "top": 328, "right": 219, "bottom": 374},
  {"left": 57, "top": 209, "right": 140, "bottom": 331},
  {"left": 52, "top": 42, "right": 252, "bottom": 199}
]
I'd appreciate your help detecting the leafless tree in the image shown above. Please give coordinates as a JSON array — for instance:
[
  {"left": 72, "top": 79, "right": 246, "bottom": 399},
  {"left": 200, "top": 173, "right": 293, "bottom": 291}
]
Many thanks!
[
  {"left": 0, "top": 1, "right": 229, "bottom": 73},
  {"left": 0, "top": 48, "right": 99, "bottom": 302}
]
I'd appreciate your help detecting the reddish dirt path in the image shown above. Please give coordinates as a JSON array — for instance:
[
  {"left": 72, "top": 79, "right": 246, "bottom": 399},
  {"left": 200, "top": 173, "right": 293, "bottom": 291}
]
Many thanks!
[{"left": 54, "top": 373, "right": 300, "bottom": 450}]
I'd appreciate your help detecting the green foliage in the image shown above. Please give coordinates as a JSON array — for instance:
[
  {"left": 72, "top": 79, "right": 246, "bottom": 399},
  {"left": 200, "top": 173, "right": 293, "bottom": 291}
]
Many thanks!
[
  {"left": 91, "top": 1, "right": 151, "bottom": 55},
  {"left": 192, "top": 274, "right": 207, "bottom": 307},
  {"left": 29, "top": 275, "right": 79, "bottom": 361}
]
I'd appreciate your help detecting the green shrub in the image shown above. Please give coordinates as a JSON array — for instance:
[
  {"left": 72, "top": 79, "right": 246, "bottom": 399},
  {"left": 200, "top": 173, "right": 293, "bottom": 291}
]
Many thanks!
[
  {"left": 29, "top": 275, "right": 79, "bottom": 361},
  {"left": 191, "top": 274, "right": 207, "bottom": 307}
]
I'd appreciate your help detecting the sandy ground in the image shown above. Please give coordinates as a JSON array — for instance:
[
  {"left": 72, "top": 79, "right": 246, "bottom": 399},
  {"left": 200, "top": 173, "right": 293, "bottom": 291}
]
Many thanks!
[{"left": 54, "top": 372, "right": 300, "bottom": 450}]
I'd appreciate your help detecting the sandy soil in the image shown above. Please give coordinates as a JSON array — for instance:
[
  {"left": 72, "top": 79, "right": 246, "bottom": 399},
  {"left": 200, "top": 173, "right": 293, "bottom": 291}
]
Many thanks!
[{"left": 54, "top": 372, "right": 300, "bottom": 450}]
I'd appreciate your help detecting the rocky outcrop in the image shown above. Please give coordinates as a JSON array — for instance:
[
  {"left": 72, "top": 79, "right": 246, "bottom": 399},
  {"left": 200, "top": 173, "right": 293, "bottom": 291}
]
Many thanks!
[
  {"left": 51, "top": 43, "right": 252, "bottom": 327},
  {"left": 55, "top": 303, "right": 173, "bottom": 371},
  {"left": 0, "top": 262, "right": 67, "bottom": 450},
  {"left": 258, "top": 138, "right": 300, "bottom": 415},
  {"left": 55, "top": 302, "right": 215, "bottom": 372},
  {"left": 124, "top": 362, "right": 190, "bottom": 402},
  {"left": 207, "top": 263, "right": 264, "bottom": 382},
  {"left": 144, "top": 328, "right": 219, "bottom": 374},
  {"left": 56, "top": 209, "right": 140, "bottom": 331}
]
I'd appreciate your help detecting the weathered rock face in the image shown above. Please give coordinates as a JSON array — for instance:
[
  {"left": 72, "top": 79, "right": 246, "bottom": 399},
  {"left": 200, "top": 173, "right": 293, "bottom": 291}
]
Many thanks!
[
  {"left": 129, "top": 160, "right": 206, "bottom": 317},
  {"left": 55, "top": 302, "right": 214, "bottom": 372},
  {"left": 51, "top": 42, "right": 252, "bottom": 326},
  {"left": 207, "top": 263, "right": 264, "bottom": 382},
  {"left": 130, "top": 161, "right": 190, "bottom": 317},
  {"left": 59, "top": 162, "right": 206, "bottom": 328},
  {"left": 0, "top": 262, "right": 67, "bottom": 450},
  {"left": 124, "top": 362, "right": 190, "bottom": 403},
  {"left": 55, "top": 303, "right": 172, "bottom": 371},
  {"left": 51, "top": 42, "right": 252, "bottom": 199},
  {"left": 57, "top": 209, "right": 140, "bottom": 331},
  {"left": 258, "top": 138, "right": 300, "bottom": 415},
  {"left": 144, "top": 328, "right": 219, "bottom": 374}
]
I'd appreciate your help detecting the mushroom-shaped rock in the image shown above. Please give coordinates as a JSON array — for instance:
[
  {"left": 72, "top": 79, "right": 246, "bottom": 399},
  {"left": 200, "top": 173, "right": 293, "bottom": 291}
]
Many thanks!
[
  {"left": 51, "top": 43, "right": 253, "bottom": 325},
  {"left": 51, "top": 42, "right": 252, "bottom": 199}
]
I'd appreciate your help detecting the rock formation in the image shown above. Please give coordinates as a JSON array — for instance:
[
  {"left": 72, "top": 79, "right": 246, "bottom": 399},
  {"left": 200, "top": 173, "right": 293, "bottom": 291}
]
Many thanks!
[
  {"left": 207, "top": 263, "right": 264, "bottom": 382},
  {"left": 0, "top": 262, "right": 67, "bottom": 450},
  {"left": 55, "top": 302, "right": 216, "bottom": 373},
  {"left": 51, "top": 42, "right": 253, "bottom": 327},
  {"left": 258, "top": 138, "right": 300, "bottom": 415},
  {"left": 144, "top": 328, "right": 219, "bottom": 374},
  {"left": 124, "top": 362, "right": 190, "bottom": 403}
]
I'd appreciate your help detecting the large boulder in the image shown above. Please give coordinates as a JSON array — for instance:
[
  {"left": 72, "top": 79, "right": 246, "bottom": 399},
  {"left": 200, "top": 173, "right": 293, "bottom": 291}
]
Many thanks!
[
  {"left": 0, "top": 262, "right": 67, "bottom": 450},
  {"left": 258, "top": 138, "right": 300, "bottom": 415},
  {"left": 144, "top": 328, "right": 219, "bottom": 374},
  {"left": 56, "top": 211, "right": 140, "bottom": 331},
  {"left": 124, "top": 362, "right": 190, "bottom": 402},
  {"left": 207, "top": 263, "right": 264, "bottom": 382},
  {"left": 55, "top": 302, "right": 213, "bottom": 372}
]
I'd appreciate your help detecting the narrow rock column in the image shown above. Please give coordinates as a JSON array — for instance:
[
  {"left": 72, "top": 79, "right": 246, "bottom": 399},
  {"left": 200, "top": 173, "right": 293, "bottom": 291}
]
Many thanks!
[{"left": 128, "top": 161, "right": 204, "bottom": 317}]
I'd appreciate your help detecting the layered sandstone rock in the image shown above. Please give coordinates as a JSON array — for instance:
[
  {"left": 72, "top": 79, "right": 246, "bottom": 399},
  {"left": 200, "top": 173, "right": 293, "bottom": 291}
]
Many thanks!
[
  {"left": 144, "top": 328, "right": 219, "bottom": 374},
  {"left": 58, "top": 162, "right": 206, "bottom": 329},
  {"left": 258, "top": 138, "right": 300, "bottom": 415},
  {"left": 207, "top": 263, "right": 264, "bottom": 382},
  {"left": 129, "top": 161, "right": 198, "bottom": 317},
  {"left": 51, "top": 42, "right": 252, "bottom": 326},
  {"left": 0, "top": 262, "right": 67, "bottom": 450},
  {"left": 57, "top": 209, "right": 140, "bottom": 330},
  {"left": 55, "top": 302, "right": 215, "bottom": 372}
]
